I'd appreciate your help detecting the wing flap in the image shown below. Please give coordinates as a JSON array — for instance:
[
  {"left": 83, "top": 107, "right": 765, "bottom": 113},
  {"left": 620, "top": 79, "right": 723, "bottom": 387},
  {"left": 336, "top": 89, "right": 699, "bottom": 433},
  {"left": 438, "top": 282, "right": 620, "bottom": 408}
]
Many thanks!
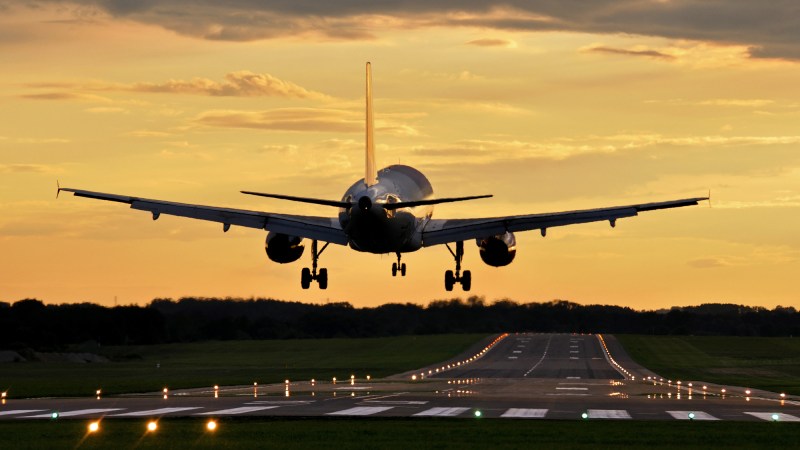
[
  {"left": 61, "top": 188, "right": 349, "bottom": 245},
  {"left": 422, "top": 197, "right": 706, "bottom": 246}
]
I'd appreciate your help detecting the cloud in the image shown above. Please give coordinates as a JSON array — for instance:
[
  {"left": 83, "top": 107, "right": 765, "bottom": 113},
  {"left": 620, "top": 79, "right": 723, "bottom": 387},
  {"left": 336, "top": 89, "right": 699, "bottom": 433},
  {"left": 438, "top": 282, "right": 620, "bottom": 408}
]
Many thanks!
[
  {"left": 15, "top": 138, "right": 70, "bottom": 144},
  {"left": 466, "top": 38, "right": 516, "bottom": 48},
  {"left": 20, "top": 92, "right": 112, "bottom": 102},
  {"left": 582, "top": 44, "right": 675, "bottom": 60},
  {"left": 0, "top": 164, "right": 59, "bottom": 173},
  {"left": 194, "top": 108, "right": 362, "bottom": 133},
  {"left": 84, "top": 106, "right": 128, "bottom": 114},
  {"left": 687, "top": 257, "right": 731, "bottom": 269},
  {"left": 40, "top": 1, "right": 800, "bottom": 60},
  {"left": 128, "top": 71, "right": 331, "bottom": 100}
]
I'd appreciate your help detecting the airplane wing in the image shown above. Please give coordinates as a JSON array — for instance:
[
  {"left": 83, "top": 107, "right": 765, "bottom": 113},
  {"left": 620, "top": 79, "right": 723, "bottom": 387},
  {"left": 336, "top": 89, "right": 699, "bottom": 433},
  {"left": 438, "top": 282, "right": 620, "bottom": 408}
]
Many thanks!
[
  {"left": 58, "top": 188, "right": 349, "bottom": 245},
  {"left": 421, "top": 197, "right": 707, "bottom": 246}
]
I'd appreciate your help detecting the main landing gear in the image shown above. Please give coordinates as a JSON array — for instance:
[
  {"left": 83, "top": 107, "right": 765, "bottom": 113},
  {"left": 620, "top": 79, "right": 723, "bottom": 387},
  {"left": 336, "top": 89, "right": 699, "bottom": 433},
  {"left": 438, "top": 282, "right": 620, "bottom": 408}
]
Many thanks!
[
  {"left": 444, "top": 241, "right": 471, "bottom": 292},
  {"left": 301, "top": 240, "right": 329, "bottom": 290},
  {"left": 392, "top": 252, "right": 407, "bottom": 277}
]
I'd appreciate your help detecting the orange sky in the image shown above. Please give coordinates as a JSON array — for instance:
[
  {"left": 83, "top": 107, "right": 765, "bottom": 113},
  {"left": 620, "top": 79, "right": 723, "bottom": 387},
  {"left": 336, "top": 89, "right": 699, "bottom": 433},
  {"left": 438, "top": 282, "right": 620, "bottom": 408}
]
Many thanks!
[{"left": 2, "top": 2, "right": 800, "bottom": 309}]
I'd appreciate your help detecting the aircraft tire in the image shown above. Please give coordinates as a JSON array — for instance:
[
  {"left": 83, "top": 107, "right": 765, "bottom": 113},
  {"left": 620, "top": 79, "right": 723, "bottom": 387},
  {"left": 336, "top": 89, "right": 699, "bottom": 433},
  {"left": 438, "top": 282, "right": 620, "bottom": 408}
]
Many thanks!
[
  {"left": 318, "top": 268, "right": 328, "bottom": 290},
  {"left": 301, "top": 268, "right": 312, "bottom": 289}
]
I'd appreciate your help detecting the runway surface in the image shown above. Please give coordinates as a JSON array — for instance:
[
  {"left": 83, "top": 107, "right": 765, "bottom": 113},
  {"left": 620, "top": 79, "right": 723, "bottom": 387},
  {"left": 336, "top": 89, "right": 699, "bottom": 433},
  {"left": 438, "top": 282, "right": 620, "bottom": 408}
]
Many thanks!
[{"left": 2, "top": 333, "right": 798, "bottom": 422}]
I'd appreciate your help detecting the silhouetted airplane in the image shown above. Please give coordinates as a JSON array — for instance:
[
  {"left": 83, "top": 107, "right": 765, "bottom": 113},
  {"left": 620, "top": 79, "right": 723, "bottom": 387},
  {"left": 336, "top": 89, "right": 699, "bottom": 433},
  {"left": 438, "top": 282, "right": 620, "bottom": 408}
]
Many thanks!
[{"left": 59, "top": 63, "right": 708, "bottom": 291}]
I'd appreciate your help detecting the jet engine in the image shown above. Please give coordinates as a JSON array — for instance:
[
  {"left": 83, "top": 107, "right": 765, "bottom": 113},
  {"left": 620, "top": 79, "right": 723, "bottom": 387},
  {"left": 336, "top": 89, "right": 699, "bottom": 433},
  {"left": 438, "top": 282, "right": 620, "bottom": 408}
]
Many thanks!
[
  {"left": 265, "top": 232, "right": 305, "bottom": 263},
  {"left": 476, "top": 231, "right": 516, "bottom": 267}
]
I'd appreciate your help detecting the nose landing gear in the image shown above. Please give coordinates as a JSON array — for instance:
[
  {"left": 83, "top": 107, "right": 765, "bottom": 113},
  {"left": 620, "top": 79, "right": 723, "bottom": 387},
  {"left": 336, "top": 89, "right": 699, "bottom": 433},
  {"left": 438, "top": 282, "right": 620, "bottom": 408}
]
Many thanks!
[
  {"left": 391, "top": 252, "right": 407, "bottom": 277},
  {"left": 444, "top": 241, "right": 471, "bottom": 291},
  {"left": 301, "top": 240, "right": 329, "bottom": 289}
]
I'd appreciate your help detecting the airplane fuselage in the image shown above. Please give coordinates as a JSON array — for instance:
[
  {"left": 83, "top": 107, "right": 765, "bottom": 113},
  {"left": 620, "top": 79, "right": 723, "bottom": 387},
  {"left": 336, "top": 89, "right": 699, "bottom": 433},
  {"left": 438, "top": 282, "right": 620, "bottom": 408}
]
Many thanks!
[{"left": 339, "top": 164, "right": 433, "bottom": 253}]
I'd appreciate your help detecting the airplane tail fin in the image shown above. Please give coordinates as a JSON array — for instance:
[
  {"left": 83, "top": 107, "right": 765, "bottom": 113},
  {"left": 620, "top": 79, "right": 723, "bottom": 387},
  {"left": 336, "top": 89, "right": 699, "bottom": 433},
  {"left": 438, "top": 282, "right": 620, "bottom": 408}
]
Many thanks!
[{"left": 365, "top": 62, "right": 377, "bottom": 187}]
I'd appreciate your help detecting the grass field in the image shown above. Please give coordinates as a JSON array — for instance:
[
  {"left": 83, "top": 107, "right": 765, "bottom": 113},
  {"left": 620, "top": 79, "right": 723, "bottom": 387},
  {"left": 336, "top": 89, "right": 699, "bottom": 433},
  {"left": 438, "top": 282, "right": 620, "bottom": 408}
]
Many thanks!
[
  {"left": 0, "top": 418, "right": 797, "bottom": 450},
  {"left": 616, "top": 335, "right": 800, "bottom": 395},
  {"left": 1, "top": 334, "right": 486, "bottom": 398}
]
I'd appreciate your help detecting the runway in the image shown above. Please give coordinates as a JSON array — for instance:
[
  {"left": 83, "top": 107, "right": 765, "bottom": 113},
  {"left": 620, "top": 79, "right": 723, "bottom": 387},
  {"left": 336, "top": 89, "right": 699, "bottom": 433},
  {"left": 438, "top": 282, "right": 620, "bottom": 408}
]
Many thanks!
[{"left": 2, "top": 333, "right": 798, "bottom": 422}]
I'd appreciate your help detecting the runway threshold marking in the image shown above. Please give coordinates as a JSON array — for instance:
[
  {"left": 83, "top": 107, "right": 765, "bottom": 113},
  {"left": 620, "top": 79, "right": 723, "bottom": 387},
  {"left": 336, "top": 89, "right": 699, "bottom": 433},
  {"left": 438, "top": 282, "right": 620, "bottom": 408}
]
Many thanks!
[
  {"left": 744, "top": 412, "right": 800, "bottom": 422},
  {"left": 23, "top": 408, "right": 123, "bottom": 418},
  {"left": 501, "top": 408, "right": 548, "bottom": 418},
  {"left": 556, "top": 387, "right": 588, "bottom": 391},
  {"left": 195, "top": 406, "right": 278, "bottom": 416},
  {"left": 587, "top": 409, "right": 631, "bottom": 419},
  {"left": 667, "top": 411, "right": 719, "bottom": 421},
  {"left": 362, "top": 400, "right": 428, "bottom": 405},
  {"left": 326, "top": 406, "right": 393, "bottom": 416},
  {"left": 413, "top": 407, "right": 470, "bottom": 417},
  {"left": 0, "top": 410, "right": 44, "bottom": 417},
  {"left": 113, "top": 407, "right": 202, "bottom": 417}
]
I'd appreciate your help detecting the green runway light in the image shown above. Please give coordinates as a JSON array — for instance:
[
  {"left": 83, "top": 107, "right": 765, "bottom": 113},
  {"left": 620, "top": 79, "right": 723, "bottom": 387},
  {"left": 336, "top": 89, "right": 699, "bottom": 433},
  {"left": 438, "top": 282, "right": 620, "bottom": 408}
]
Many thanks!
[
  {"left": 50, "top": 412, "right": 59, "bottom": 420},
  {"left": 772, "top": 414, "right": 780, "bottom": 422},
  {"left": 581, "top": 412, "right": 589, "bottom": 420},
  {"left": 474, "top": 410, "right": 482, "bottom": 418},
  {"left": 688, "top": 412, "right": 695, "bottom": 420}
]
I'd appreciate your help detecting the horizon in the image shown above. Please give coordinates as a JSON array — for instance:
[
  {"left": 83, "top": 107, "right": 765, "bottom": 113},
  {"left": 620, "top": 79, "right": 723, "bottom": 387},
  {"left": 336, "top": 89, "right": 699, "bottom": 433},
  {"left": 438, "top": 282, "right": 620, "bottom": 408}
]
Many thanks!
[{"left": 2, "top": 2, "right": 800, "bottom": 309}]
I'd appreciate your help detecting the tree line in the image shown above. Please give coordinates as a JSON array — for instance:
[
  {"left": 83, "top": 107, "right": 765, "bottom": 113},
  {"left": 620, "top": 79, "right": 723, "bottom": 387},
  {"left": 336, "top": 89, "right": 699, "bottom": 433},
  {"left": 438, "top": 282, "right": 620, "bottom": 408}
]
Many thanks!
[{"left": 1, "top": 297, "right": 797, "bottom": 350}]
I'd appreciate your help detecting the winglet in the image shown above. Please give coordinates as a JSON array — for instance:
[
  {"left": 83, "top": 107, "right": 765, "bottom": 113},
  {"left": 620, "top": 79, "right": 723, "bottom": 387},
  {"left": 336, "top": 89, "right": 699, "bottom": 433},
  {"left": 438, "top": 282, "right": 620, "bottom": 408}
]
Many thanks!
[
  {"left": 56, "top": 180, "right": 61, "bottom": 199},
  {"left": 365, "top": 62, "right": 377, "bottom": 187},
  {"left": 708, "top": 189, "right": 712, "bottom": 208}
]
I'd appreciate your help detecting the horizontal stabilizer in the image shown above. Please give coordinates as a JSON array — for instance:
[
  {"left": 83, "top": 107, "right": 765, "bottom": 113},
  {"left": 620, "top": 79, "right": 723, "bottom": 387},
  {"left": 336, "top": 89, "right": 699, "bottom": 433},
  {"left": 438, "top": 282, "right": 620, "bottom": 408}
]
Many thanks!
[
  {"left": 383, "top": 194, "right": 492, "bottom": 210},
  {"left": 241, "top": 191, "right": 350, "bottom": 208}
]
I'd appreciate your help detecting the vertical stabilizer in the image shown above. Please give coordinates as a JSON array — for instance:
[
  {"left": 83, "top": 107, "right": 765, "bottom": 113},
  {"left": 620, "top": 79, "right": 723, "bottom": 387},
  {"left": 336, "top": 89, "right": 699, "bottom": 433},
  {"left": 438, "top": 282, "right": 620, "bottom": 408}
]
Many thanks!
[{"left": 365, "top": 62, "right": 377, "bottom": 186}]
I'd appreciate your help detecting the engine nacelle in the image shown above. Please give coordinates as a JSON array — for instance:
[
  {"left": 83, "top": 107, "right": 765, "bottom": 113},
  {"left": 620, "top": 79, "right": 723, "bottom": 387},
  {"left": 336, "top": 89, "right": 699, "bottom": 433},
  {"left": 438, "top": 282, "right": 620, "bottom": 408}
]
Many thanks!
[
  {"left": 477, "top": 231, "right": 516, "bottom": 267},
  {"left": 265, "top": 232, "right": 305, "bottom": 264}
]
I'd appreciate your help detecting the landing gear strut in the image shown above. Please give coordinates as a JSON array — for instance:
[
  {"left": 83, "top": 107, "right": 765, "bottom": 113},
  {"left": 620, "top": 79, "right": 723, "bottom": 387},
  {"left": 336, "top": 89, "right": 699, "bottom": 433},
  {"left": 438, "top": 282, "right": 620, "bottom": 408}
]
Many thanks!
[
  {"left": 391, "top": 252, "right": 407, "bottom": 277},
  {"left": 301, "top": 240, "right": 329, "bottom": 290},
  {"left": 444, "top": 241, "right": 471, "bottom": 291}
]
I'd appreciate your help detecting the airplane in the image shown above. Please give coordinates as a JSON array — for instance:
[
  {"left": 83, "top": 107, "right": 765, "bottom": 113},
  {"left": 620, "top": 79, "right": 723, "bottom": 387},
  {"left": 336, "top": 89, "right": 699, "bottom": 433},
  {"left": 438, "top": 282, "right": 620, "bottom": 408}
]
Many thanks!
[{"left": 59, "top": 62, "right": 708, "bottom": 291}]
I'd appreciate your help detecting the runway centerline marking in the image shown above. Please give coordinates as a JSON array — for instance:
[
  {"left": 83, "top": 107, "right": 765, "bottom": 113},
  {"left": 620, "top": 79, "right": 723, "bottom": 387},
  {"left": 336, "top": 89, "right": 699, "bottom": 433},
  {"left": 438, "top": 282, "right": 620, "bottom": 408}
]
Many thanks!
[
  {"left": 327, "top": 406, "right": 393, "bottom": 416},
  {"left": 744, "top": 412, "right": 800, "bottom": 422},
  {"left": 23, "top": 408, "right": 123, "bottom": 418},
  {"left": 501, "top": 408, "right": 548, "bottom": 418},
  {"left": 524, "top": 334, "right": 553, "bottom": 377},
  {"left": 587, "top": 409, "right": 631, "bottom": 419},
  {"left": 195, "top": 406, "right": 277, "bottom": 416},
  {"left": 413, "top": 407, "right": 470, "bottom": 417},
  {"left": 113, "top": 407, "right": 202, "bottom": 417},
  {"left": 667, "top": 411, "right": 719, "bottom": 421}
]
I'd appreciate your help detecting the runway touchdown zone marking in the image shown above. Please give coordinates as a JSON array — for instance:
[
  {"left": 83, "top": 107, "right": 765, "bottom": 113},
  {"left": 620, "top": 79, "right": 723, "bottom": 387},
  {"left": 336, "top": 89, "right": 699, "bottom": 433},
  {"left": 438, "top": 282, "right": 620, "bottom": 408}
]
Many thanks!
[
  {"left": 501, "top": 408, "right": 548, "bottom": 418},
  {"left": 744, "top": 412, "right": 800, "bottom": 422},
  {"left": 327, "top": 406, "right": 393, "bottom": 416},
  {"left": 587, "top": 409, "right": 631, "bottom": 419},
  {"left": 23, "top": 408, "right": 123, "bottom": 419},
  {"left": 413, "top": 407, "right": 470, "bottom": 417},
  {"left": 195, "top": 406, "right": 278, "bottom": 416},
  {"left": 113, "top": 407, "right": 202, "bottom": 417},
  {"left": 667, "top": 411, "right": 719, "bottom": 421}
]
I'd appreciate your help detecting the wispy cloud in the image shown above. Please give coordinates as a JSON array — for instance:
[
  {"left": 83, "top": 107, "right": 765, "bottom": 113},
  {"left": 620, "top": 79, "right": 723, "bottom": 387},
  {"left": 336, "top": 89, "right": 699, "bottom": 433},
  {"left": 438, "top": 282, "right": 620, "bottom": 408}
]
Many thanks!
[
  {"left": 195, "top": 108, "right": 361, "bottom": 133},
  {"left": 0, "top": 164, "right": 60, "bottom": 173},
  {"left": 466, "top": 38, "right": 516, "bottom": 48},
  {"left": 582, "top": 44, "right": 675, "bottom": 60}
]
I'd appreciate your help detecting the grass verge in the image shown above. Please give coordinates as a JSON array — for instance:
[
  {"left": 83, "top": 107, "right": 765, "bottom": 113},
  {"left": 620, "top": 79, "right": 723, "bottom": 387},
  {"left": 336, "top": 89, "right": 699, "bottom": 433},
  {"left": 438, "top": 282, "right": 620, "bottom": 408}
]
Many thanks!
[
  {"left": 1, "top": 334, "right": 486, "bottom": 398},
  {"left": 1, "top": 418, "right": 797, "bottom": 450},
  {"left": 616, "top": 335, "right": 800, "bottom": 395}
]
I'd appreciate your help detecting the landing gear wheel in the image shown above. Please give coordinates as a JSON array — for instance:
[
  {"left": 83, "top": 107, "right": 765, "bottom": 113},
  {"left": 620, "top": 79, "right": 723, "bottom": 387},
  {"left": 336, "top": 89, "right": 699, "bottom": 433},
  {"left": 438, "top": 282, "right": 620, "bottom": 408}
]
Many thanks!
[
  {"left": 301, "top": 267, "right": 312, "bottom": 289},
  {"left": 392, "top": 262, "right": 398, "bottom": 277},
  {"left": 318, "top": 268, "right": 328, "bottom": 290},
  {"left": 445, "top": 270, "right": 455, "bottom": 291},
  {"left": 461, "top": 270, "right": 471, "bottom": 291},
  {"left": 400, "top": 263, "right": 406, "bottom": 276}
]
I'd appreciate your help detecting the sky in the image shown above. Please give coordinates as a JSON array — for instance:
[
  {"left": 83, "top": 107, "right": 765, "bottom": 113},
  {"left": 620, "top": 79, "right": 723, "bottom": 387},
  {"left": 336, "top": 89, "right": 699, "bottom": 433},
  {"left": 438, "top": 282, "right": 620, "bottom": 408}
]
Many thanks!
[{"left": 2, "top": 1, "right": 800, "bottom": 309}]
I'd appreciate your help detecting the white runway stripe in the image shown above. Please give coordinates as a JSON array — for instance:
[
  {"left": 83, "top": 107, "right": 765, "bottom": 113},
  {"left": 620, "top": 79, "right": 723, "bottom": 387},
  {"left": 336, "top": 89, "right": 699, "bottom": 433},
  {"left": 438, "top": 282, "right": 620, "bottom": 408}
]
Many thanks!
[
  {"left": 744, "top": 412, "right": 800, "bottom": 422},
  {"left": 667, "top": 411, "right": 719, "bottom": 421},
  {"left": 0, "top": 410, "right": 44, "bottom": 417},
  {"left": 587, "top": 409, "right": 631, "bottom": 419},
  {"left": 327, "top": 406, "right": 393, "bottom": 416},
  {"left": 413, "top": 407, "right": 470, "bottom": 417},
  {"left": 195, "top": 406, "right": 278, "bottom": 416},
  {"left": 501, "top": 408, "right": 548, "bottom": 418},
  {"left": 113, "top": 407, "right": 202, "bottom": 417},
  {"left": 23, "top": 408, "right": 122, "bottom": 418}
]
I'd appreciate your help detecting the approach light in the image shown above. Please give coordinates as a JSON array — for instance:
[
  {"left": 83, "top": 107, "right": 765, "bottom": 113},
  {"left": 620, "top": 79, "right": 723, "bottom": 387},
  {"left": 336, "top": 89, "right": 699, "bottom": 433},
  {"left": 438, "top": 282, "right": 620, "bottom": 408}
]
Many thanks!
[
  {"left": 147, "top": 421, "right": 158, "bottom": 432},
  {"left": 745, "top": 389, "right": 751, "bottom": 395},
  {"left": 1, "top": 392, "right": 6, "bottom": 398},
  {"left": 88, "top": 421, "right": 100, "bottom": 433},
  {"left": 366, "top": 375, "right": 371, "bottom": 381},
  {"left": 50, "top": 412, "right": 59, "bottom": 420},
  {"left": 688, "top": 412, "right": 695, "bottom": 420},
  {"left": 772, "top": 414, "right": 780, "bottom": 422},
  {"left": 581, "top": 412, "right": 589, "bottom": 420},
  {"left": 206, "top": 420, "right": 217, "bottom": 431},
  {"left": 412, "top": 375, "right": 417, "bottom": 381},
  {"left": 780, "top": 393, "right": 786, "bottom": 398}
]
